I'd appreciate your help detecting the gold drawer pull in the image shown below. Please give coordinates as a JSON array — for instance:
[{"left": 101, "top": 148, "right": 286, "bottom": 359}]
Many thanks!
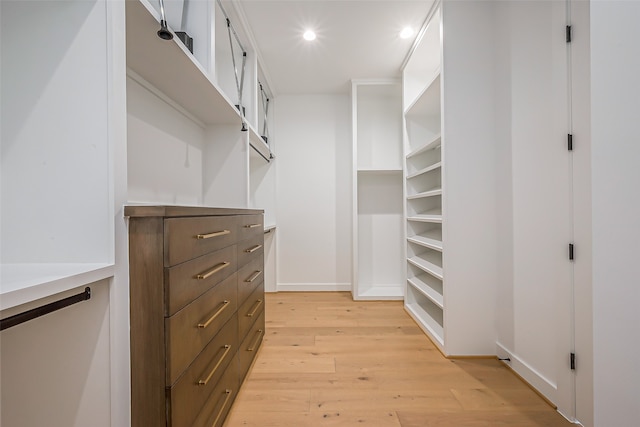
[
  {"left": 244, "top": 224, "right": 261, "bottom": 229},
  {"left": 197, "top": 300, "right": 230, "bottom": 329},
  {"left": 195, "top": 262, "right": 230, "bottom": 280},
  {"left": 244, "top": 270, "right": 262, "bottom": 283},
  {"left": 246, "top": 299, "right": 263, "bottom": 317},
  {"left": 247, "top": 329, "right": 264, "bottom": 352},
  {"left": 244, "top": 244, "right": 263, "bottom": 253},
  {"left": 195, "top": 230, "right": 230, "bottom": 240},
  {"left": 197, "top": 345, "right": 232, "bottom": 386},
  {"left": 211, "top": 389, "right": 232, "bottom": 427}
]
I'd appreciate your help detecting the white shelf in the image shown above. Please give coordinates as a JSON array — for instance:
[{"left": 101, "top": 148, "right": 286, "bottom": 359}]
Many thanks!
[
  {"left": 357, "top": 169, "right": 403, "bottom": 174},
  {"left": 407, "top": 162, "right": 442, "bottom": 179},
  {"left": 404, "top": 71, "right": 441, "bottom": 117},
  {"left": 407, "top": 253, "right": 443, "bottom": 280},
  {"left": 406, "top": 135, "right": 442, "bottom": 158},
  {"left": 405, "top": 302, "right": 444, "bottom": 347},
  {"left": 249, "top": 124, "right": 272, "bottom": 162},
  {"left": 125, "top": 0, "right": 241, "bottom": 126},
  {"left": 407, "top": 229, "right": 443, "bottom": 252},
  {"left": 0, "top": 263, "right": 115, "bottom": 311},
  {"left": 407, "top": 276, "right": 443, "bottom": 308},
  {"left": 407, "top": 211, "right": 443, "bottom": 224},
  {"left": 407, "top": 187, "right": 443, "bottom": 199}
]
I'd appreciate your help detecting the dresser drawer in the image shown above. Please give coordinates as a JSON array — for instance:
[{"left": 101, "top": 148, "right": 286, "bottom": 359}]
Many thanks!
[
  {"left": 237, "top": 257, "right": 264, "bottom": 304},
  {"left": 192, "top": 354, "right": 240, "bottom": 427},
  {"left": 239, "top": 310, "right": 265, "bottom": 382},
  {"left": 168, "top": 315, "right": 238, "bottom": 427},
  {"left": 236, "top": 233, "right": 264, "bottom": 267},
  {"left": 165, "top": 245, "right": 236, "bottom": 316},
  {"left": 165, "top": 273, "right": 238, "bottom": 385},
  {"left": 237, "top": 214, "right": 263, "bottom": 241},
  {"left": 165, "top": 216, "right": 238, "bottom": 267},
  {"left": 238, "top": 281, "right": 265, "bottom": 340}
]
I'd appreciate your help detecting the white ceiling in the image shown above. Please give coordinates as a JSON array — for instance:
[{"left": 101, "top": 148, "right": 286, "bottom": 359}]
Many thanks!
[{"left": 232, "top": 0, "right": 435, "bottom": 95}]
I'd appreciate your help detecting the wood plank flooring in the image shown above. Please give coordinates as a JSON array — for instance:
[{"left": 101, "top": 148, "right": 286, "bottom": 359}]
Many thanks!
[{"left": 224, "top": 292, "right": 573, "bottom": 427}]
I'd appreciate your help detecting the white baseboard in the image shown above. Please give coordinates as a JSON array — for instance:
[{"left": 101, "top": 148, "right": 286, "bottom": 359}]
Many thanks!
[
  {"left": 495, "top": 341, "right": 557, "bottom": 404},
  {"left": 276, "top": 283, "right": 351, "bottom": 292}
]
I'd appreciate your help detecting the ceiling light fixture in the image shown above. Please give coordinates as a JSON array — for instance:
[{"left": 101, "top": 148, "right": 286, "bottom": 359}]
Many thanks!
[
  {"left": 303, "top": 30, "right": 316, "bottom": 41},
  {"left": 400, "top": 27, "right": 414, "bottom": 39}
]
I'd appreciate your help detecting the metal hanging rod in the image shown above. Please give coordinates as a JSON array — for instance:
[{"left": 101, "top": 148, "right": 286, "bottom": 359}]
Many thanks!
[
  {"left": 0, "top": 287, "right": 92, "bottom": 331},
  {"left": 250, "top": 143, "right": 270, "bottom": 163}
]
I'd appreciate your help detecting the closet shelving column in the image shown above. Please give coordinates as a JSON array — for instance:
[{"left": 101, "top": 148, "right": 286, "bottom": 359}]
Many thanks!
[
  {"left": 402, "top": 8, "right": 445, "bottom": 349},
  {"left": 0, "top": 0, "right": 115, "bottom": 310},
  {"left": 351, "top": 80, "right": 404, "bottom": 301}
]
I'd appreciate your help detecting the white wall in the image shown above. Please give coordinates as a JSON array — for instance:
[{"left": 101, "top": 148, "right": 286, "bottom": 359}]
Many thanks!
[
  {"left": 127, "top": 76, "right": 205, "bottom": 205},
  {"left": 591, "top": 2, "right": 640, "bottom": 425},
  {"left": 274, "top": 95, "right": 351, "bottom": 291}
]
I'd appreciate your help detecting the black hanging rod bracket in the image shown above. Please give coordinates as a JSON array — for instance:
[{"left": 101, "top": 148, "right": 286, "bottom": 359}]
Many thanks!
[{"left": 0, "top": 287, "right": 92, "bottom": 331}]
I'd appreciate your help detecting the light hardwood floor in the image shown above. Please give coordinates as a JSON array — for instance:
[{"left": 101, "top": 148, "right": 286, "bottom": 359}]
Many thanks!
[{"left": 224, "top": 292, "right": 573, "bottom": 427}]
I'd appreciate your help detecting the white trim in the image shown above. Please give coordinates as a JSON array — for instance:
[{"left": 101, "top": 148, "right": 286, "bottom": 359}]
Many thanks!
[
  {"left": 496, "top": 341, "right": 558, "bottom": 404},
  {"left": 106, "top": 0, "right": 130, "bottom": 425},
  {"left": 276, "top": 283, "right": 351, "bottom": 292}
]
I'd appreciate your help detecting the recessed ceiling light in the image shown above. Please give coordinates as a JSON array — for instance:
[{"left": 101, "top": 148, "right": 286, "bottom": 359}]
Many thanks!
[
  {"left": 400, "top": 27, "right": 414, "bottom": 39},
  {"left": 303, "top": 30, "right": 316, "bottom": 41}
]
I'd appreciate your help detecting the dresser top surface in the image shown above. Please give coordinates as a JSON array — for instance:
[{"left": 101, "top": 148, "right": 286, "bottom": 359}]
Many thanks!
[{"left": 124, "top": 205, "right": 264, "bottom": 218}]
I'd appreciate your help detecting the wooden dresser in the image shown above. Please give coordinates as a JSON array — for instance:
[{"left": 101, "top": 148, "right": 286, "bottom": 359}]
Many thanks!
[{"left": 125, "top": 206, "right": 265, "bottom": 427}]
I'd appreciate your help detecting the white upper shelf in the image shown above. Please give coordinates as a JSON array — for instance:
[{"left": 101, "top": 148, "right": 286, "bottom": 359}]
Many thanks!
[
  {"left": 0, "top": 263, "right": 114, "bottom": 311},
  {"left": 248, "top": 123, "right": 272, "bottom": 161},
  {"left": 126, "top": 0, "right": 241, "bottom": 126},
  {"left": 404, "top": 71, "right": 441, "bottom": 117}
]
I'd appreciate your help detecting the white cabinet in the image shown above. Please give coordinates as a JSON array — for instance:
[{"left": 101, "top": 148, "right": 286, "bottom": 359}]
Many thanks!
[
  {"left": 351, "top": 81, "right": 404, "bottom": 300},
  {"left": 402, "top": 3, "right": 497, "bottom": 355}
]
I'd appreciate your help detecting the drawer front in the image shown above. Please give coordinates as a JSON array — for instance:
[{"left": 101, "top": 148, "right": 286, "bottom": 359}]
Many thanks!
[
  {"left": 165, "top": 245, "right": 237, "bottom": 316},
  {"left": 237, "top": 214, "right": 264, "bottom": 241},
  {"left": 192, "top": 353, "right": 240, "bottom": 427},
  {"left": 165, "top": 216, "right": 238, "bottom": 267},
  {"left": 168, "top": 315, "right": 239, "bottom": 427},
  {"left": 166, "top": 273, "right": 238, "bottom": 385},
  {"left": 236, "top": 233, "right": 264, "bottom": 267},
  {"left": 238, "top": 281, "right": 265, "bottom": 340},
  {"left": 237, "top": 257, "right": 264, "bottom": 305},
  {"left": 239, "top": 310, "right": 265, "bottom": 382}
]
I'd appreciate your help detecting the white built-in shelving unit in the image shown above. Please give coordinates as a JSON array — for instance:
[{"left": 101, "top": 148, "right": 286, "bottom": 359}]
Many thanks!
[
  {"left": 1, "top": 0, "right": 279, "bottom": 423},
  {"left": 402, "top": 7, "right": 444, "bottom": 348},
  {"left": 126, "top": 0, "right": 277, "bottom": 286},
  {"left": 1, "top": 1, "right": 118, "bottom": 425},
  {"left": 351, "top": 80, "right": 404, "bottom": 300},
  {"left": 402, "top": 2, "right": 497, "bottom": 357}
]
